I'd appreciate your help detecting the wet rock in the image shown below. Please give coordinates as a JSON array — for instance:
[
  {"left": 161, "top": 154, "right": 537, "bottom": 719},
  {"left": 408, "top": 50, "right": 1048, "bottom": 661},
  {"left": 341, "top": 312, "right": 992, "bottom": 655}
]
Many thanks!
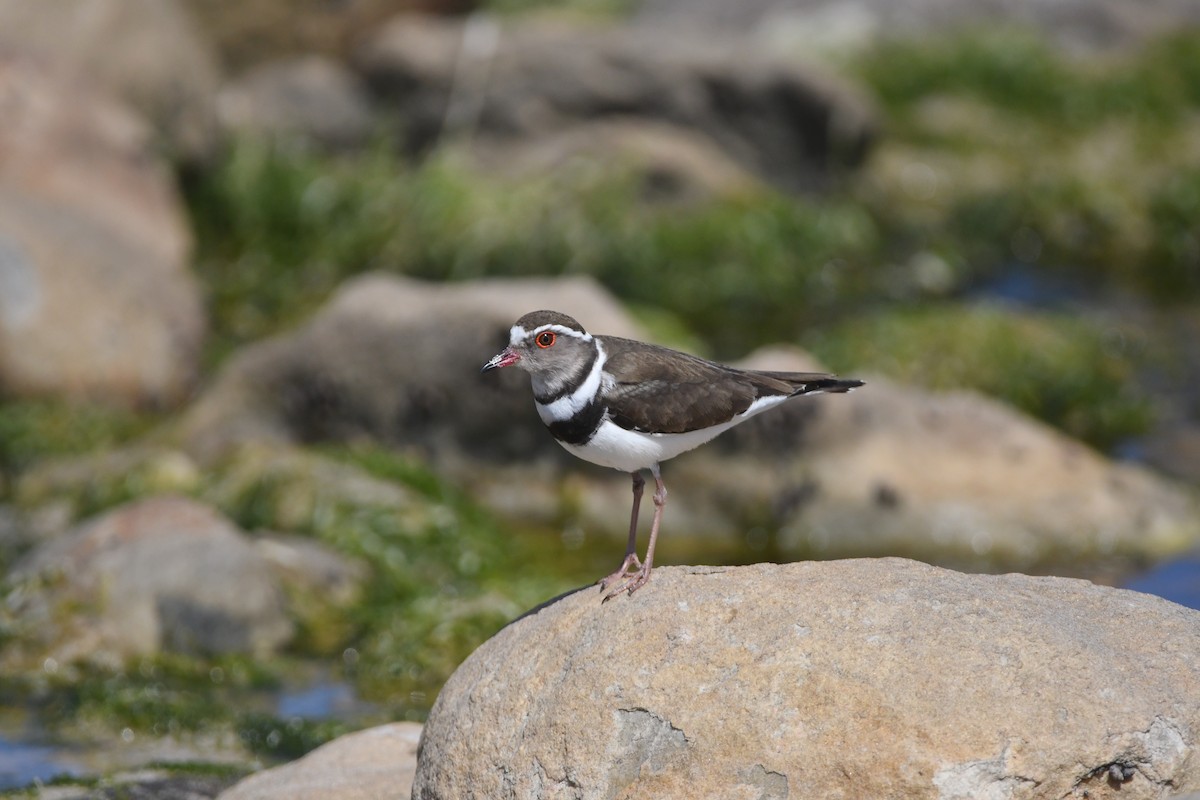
[
  {"left": 0, "top": 55, "right": 205, "bottom": 408},
  {"left": 218, "top": 722, "right": 421, "bottom": 800},
  {"left": 355, "top": 14, "right": 876, "bottom": 194},
  {"left": 7, "top": 496, "right": 293, "bottom": 665},
  {"left": 0, "top": 0, "right": 221, "bottom": 161},
  {"left": 413, "top": 559, "right": 1200, "bottom": 799},
  {"left": 218, "top": 56, "right": 374, "bottom": 151}
]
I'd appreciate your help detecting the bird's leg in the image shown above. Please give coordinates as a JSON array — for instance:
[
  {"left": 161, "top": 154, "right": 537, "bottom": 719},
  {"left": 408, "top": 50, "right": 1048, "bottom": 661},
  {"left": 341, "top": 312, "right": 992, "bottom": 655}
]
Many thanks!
[
  {"left": 603, "top": 465, "right": 667, "bottom": 601},
  {"left": 599, "top": 471, "right": 644, "bottom": 592}
]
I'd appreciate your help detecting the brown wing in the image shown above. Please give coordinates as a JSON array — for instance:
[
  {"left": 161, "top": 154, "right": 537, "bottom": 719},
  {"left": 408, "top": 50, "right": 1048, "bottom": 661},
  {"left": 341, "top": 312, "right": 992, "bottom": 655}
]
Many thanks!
[{"left": 599, "top": 337, "right": 803, "bottom": 434}]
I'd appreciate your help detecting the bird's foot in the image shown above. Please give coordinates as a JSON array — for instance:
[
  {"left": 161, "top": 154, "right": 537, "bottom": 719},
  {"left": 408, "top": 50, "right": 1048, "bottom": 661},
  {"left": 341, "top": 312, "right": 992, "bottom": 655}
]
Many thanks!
[
  {"left": 598, "top": 553, "right": 642, "bottom": 594},
  {"left": 601, "top": 563, "right": 653, "bottom": 602}
]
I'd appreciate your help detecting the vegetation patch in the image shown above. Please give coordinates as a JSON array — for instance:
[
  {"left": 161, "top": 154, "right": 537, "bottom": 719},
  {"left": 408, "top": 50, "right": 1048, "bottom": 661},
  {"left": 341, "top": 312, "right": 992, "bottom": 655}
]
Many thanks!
[{"left": 804, "top": 304, "right": 1157, "bottom": 450}]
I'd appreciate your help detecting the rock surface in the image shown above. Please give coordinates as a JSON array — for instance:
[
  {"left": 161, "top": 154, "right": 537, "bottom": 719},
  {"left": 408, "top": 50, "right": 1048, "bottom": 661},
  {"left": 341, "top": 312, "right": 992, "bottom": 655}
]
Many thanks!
[
  {"left": 218, "top": 55, "right": 375, "bottom": 151},
  {"left": 7, "top": 496, "right": 293, "bottom": 665},
  {"left": 771, "top": 372, "right": 1199, "bottom": 569},
  {"left": 0, "top": 0, "right": 221, "bottom": 160},
  {"left": 218, "top": 722, "right": 421, "bottom": 800},
  {"left": 356, "top": 14, "right": 876, "bottom": 194},
  {"left": 413, "top": 559, "right": 1200, "bottom": 800},
  {"left": 0, "top": 55, "right": 205, "bottom": 407},
  {"left": 183, "top": 0, "right": 465, "bottom": 71}
]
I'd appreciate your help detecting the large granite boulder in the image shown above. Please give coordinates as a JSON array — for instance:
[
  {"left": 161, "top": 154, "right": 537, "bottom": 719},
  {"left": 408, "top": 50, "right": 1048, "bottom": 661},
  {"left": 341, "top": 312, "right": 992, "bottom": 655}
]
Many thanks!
[
  {"left": 414, "top": 559, "right": 1200, "bottom": 799},
  {"left": 0, "top": 0, "right": 221, "bottom": 161},
  {"left": 0, "top": 55, "right": 205, "bottom": 407},
  {"left": 355, "top": 14, "right": 876, "bottom": 194}
]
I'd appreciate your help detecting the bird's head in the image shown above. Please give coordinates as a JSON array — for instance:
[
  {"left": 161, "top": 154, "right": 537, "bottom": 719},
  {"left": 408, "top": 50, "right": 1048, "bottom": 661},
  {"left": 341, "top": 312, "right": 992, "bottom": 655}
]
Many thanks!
[{"left": 482, "top": 310, "right": 596, "bottom": 387}]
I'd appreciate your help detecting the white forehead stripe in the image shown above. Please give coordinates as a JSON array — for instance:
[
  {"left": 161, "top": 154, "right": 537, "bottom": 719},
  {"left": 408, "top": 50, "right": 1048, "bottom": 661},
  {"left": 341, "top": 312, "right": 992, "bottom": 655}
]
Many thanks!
[
  {"left": 510, "top": 322, "right": 592, "bottom": 345},
  {"left": 536, "top": 341, "right": 606, "bottom": 424}
]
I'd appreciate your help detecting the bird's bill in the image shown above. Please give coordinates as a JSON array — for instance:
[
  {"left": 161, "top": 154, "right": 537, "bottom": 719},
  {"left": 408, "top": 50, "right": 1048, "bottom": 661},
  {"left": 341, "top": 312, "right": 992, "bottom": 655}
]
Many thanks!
[{"left": 481, "top": 347, "right": 520, "bottom": 372}]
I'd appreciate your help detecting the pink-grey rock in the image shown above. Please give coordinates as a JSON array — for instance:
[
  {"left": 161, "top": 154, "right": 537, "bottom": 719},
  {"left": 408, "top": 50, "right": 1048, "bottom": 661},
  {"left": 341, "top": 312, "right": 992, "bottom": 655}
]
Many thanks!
[
  {"left": 7, "top": 496, "right": 292, "bottom": 666},
  {"left": 0, "top": 0, "right": 221, "bottom": 160},
  {"left": 778, "top": 374, "right": 1199, "bottom": 567},
  {"left": 218, "top": 722, "right": 422, "bottom": 800},
  {"left": 413, "top": 559, "right": 1200, "bottom": 799},
  {"left": 0, "top": 55, "right": 205, "bottom": 407}
]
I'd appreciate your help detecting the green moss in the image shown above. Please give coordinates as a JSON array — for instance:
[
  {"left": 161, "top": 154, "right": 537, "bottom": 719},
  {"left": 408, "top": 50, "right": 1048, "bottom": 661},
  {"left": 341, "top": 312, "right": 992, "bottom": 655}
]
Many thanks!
[
  {"left": 1146, "top": 167, "right": 1200, "bottom": 300},
  {"left": 184, "top": 141, "right": 884, "bottom": 360},
  {"left": 804, "top": 304, "right": 1157, "bottom": 450},
  {"left": 236, "top": 713, "right": 350, "bottom": 761},
  {"left": 855, "top": 28, "right": 1200, "bottom": 131},
  {"left": 482, "top": 0, "right": 632, "bottom": 18},
  {"left": 0, "top": 400, "right": 160, "bottom": 486},
  {"left": 850, "top": 29, "right": 1200, "bottom": 303}
]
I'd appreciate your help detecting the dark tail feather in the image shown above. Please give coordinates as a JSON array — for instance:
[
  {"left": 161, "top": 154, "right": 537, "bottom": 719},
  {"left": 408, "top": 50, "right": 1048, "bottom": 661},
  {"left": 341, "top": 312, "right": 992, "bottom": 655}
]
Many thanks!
[
  {"left": 797, "top": 377, "right": 864, "bottom": 395},
  {"left": 757, "top": 371, "right": 863, "bottom": 396}
]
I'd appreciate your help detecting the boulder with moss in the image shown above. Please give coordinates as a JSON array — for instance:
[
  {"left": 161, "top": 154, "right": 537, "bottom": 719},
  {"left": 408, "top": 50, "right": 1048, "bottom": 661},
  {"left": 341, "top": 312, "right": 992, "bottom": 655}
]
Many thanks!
[{"left": 6, "top": 495, "right": 294, "bottom": 666}]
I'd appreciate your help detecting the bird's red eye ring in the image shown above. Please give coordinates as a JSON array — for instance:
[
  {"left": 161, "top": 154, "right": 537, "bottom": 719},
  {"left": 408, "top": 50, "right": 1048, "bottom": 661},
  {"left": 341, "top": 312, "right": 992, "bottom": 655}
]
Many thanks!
[{"left": 535, "top": 331, "right": 557, "bottom": 348}]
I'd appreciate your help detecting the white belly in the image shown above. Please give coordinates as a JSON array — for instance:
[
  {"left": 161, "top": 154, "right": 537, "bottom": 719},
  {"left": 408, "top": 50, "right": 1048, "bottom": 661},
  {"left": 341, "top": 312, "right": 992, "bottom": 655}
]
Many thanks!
[{"left": 558, "top": 393, "right": 791, "bottom": 472}]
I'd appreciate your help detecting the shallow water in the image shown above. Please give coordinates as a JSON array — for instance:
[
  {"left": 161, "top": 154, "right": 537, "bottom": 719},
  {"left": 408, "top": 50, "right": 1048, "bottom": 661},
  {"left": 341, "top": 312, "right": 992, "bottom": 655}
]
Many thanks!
[
  {"left": 0, "top": 672, "right": 373, "bottom": 790},
  {"left": 0, "top": 731, "right": 82, "bottom": 790},
  {"left": 1121, "top": 553, "right": 1200, "bottom": 611}
]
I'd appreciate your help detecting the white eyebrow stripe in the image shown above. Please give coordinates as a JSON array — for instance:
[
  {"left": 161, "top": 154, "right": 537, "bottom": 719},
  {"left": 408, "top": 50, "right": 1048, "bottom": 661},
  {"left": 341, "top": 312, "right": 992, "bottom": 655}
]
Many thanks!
[
  {"left": 533, "top": 323, "right": 592, "bottom": 342},
  {"left": 536, "top": 340, "right": 606, "bottom": 423},
  {"left": 512, "top": 322, "right": 592, "bottom": 345}
]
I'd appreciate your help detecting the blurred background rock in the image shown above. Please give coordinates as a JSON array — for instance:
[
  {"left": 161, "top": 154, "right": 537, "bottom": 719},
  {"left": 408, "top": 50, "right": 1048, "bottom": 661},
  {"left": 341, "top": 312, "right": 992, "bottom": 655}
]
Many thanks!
[{"left": 0, "top": 0, "right": 1198, "bottom": 794}]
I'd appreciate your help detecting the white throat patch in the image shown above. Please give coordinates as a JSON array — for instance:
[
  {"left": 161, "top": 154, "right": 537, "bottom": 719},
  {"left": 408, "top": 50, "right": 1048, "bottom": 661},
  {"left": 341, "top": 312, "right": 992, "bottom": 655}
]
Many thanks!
[{"left": 536, "top": 340, "right": 607, "bottom": 423}]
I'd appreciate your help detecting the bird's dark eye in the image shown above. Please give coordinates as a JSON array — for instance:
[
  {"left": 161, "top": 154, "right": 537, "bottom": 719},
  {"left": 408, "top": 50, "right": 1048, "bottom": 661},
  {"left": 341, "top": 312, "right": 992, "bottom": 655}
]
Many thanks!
[{"left": 536, "top": 331, "right": 556, "bottom": 348}]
